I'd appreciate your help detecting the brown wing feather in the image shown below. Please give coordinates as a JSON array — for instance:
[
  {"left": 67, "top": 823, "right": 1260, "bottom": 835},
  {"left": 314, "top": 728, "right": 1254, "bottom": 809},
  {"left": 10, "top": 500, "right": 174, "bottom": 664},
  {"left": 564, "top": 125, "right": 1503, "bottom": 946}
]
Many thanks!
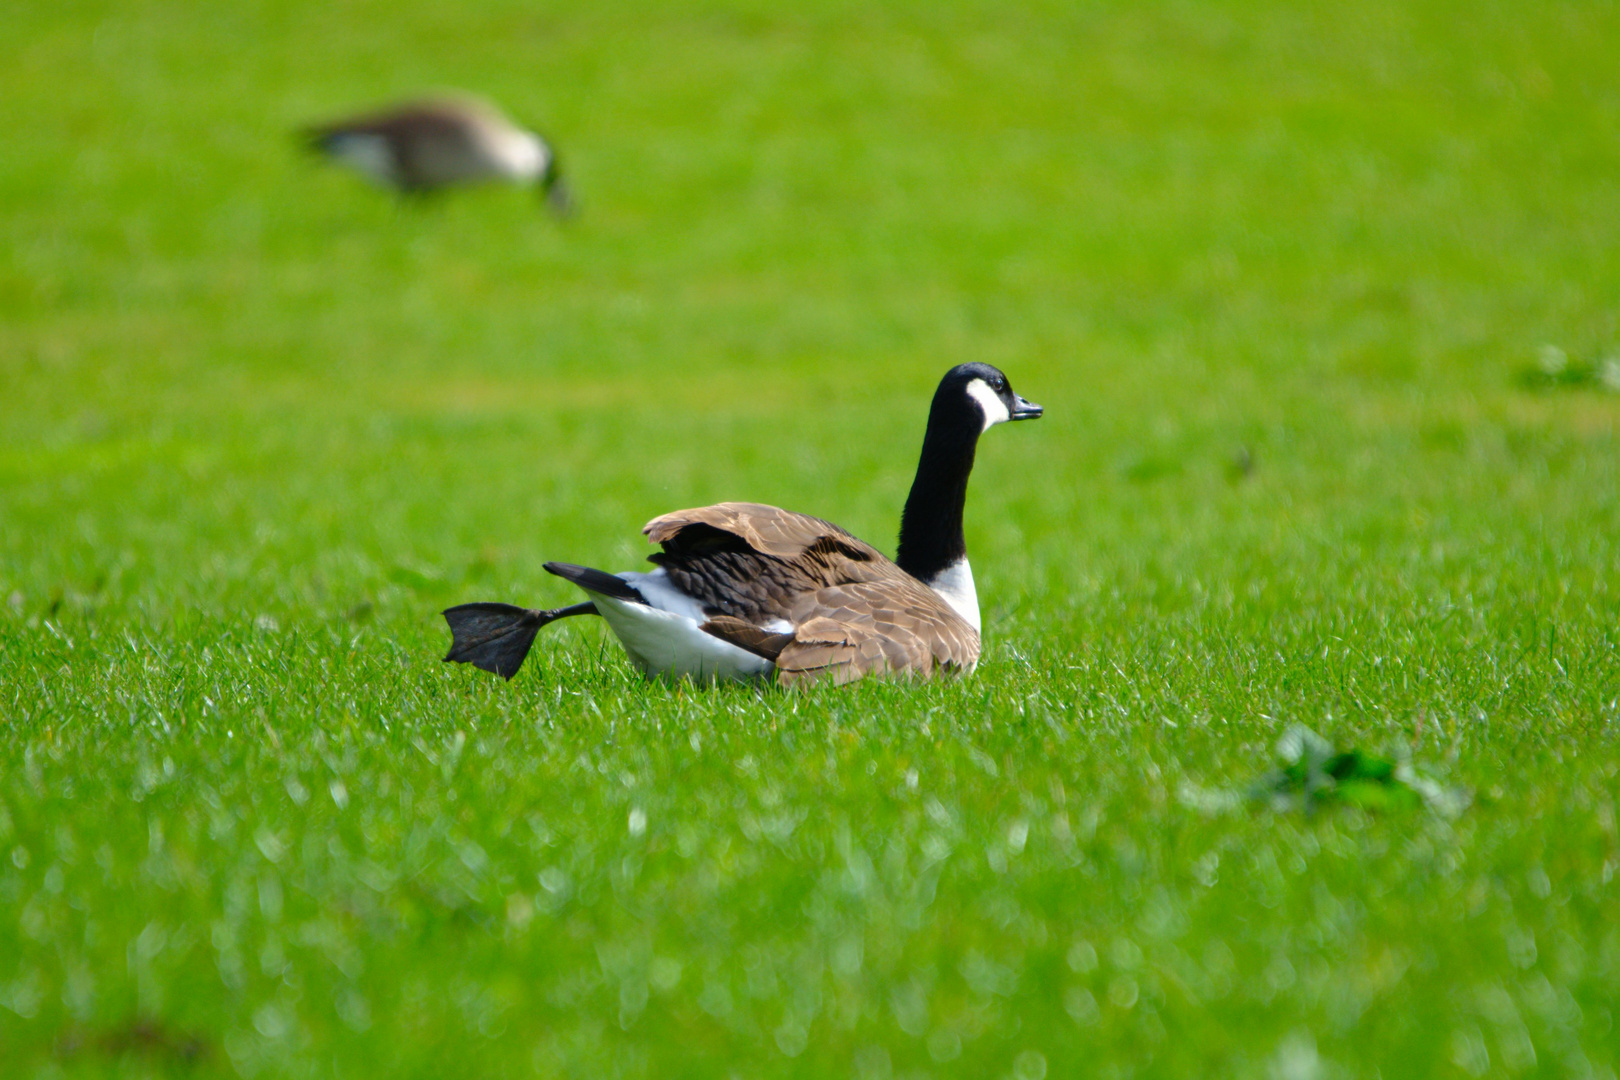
[
  {"left": 311, "top": 103, "right": 473, "bottom": 146},
  {"left": 774, "top": 581, "right": 980, "bottom": 687},
  {"left": 698, "top": 616, "right": 795, "bottom": 662},
  {"left": 308, "top": 101, "right": 502, "bottom": 190},
  {"left": 644, "top": 502, "right": 885, "bottom": 561}
]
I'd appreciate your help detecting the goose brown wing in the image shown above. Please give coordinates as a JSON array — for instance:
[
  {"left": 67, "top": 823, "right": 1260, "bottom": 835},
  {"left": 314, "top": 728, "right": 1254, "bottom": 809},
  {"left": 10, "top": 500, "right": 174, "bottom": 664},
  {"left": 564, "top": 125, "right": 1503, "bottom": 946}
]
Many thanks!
[
  {"left": 645, "top": 501, "right": 979, "bottom": 685},
  {"left": 313, "top": 104, "right": 466, "bottom": 143},
  {"left": 310, "top": 103, "right": 489, "bottom": 188},
  {"left": 644, "top": 502, "right": 887, "bottom": 562},
  {"left": 773, "top": 579, "right": 981, "bottom": 687},
  {"left": 644, "top": 502, "right": 896, "bottom": 625}
]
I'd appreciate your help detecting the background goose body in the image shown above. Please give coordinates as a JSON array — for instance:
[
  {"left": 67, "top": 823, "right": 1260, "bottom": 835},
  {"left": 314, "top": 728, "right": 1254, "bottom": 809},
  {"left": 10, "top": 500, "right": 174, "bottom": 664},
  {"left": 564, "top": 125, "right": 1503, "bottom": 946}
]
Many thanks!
[
  {"left": 305, "top": 94, "right": 571, "bottom": 213},
  {"left": 442, "top": 364, "right": 1041, "bottom": 686}
]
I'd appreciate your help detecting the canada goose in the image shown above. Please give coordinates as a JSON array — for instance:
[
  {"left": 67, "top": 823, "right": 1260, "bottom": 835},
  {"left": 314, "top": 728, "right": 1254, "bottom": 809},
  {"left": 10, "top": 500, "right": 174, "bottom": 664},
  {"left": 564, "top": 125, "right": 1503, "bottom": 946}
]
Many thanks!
[
  {"left": 304, "top": 94, "right": 571, "bottom": 214},
  {"left": 441, "top": 363, "right": 1042, "bottom": 686}
]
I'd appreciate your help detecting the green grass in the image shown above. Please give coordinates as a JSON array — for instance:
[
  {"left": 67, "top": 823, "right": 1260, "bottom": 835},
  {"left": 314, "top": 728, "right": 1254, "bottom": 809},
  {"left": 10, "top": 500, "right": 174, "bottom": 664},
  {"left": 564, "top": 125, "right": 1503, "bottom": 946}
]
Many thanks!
[{"left": 4, "top": 0, "right": 1620, "bottom": 1076}]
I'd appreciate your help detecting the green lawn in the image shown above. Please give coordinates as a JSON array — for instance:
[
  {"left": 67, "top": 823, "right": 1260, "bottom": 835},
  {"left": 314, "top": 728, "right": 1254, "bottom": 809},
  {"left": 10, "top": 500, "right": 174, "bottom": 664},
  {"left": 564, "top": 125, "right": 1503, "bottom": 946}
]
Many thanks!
[{"left": 4, "top": 0, "right": 1619, "bottom": 1076}]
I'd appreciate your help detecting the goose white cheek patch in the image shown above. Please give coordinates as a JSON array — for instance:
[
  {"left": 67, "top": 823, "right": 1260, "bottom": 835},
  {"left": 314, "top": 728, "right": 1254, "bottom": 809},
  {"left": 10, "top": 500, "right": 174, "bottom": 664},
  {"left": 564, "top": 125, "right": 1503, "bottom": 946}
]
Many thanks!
[{"left": 966, "top": 379, "right": 1011, "bottom": 431}]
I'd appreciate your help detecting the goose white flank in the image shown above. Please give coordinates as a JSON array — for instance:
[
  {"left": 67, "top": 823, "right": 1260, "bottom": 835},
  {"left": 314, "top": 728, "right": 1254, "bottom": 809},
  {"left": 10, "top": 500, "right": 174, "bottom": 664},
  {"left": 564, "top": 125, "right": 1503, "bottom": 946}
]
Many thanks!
[
  {"left": 304, "top": 94, "right": 571, "bottom": 214},
  {"left": 441, "top": 364, "right": 1042, "bottom": 686}
]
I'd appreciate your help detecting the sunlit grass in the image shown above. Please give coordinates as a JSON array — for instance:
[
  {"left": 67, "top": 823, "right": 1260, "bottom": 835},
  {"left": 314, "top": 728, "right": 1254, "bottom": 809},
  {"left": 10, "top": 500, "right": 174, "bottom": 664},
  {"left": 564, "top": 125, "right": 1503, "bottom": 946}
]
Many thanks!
[{"left": 3, "top": 0, "right": 1619, "bottom": 1076}]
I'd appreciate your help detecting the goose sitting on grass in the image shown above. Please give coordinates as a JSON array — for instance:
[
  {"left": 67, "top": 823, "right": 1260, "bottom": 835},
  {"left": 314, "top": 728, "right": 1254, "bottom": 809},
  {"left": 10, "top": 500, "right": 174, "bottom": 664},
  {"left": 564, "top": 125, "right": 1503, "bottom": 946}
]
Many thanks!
[{"left": 442, "top": 364, "right": 1042, "bottom": 686}]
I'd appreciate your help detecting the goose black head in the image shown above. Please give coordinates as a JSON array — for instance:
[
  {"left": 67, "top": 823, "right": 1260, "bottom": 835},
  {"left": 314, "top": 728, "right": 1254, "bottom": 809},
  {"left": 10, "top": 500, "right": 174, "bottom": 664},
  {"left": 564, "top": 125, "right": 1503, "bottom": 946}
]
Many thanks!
[
  {"left": 897, "top": 363, "right": 1042, "bottom": 588},
  {"left": 935, "top": 362, "right": 1043, "bottom": 437}
]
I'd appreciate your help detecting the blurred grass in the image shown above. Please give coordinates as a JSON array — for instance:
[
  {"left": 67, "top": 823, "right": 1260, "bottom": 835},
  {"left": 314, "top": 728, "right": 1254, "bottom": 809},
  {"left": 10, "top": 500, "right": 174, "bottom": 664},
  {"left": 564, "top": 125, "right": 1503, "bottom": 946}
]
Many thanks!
[{"left": 3, "top": 0, "right": 1619, "bottom": 1077}]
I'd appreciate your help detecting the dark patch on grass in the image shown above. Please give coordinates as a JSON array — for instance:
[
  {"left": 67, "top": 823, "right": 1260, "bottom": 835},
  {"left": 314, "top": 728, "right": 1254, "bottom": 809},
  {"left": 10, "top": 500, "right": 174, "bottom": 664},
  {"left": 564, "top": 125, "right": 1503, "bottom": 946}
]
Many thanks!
[
  {"left": 1226, "top": 444, "right": 1256, "bottom": 481},
  {"left": 1250, "top": 725, "right": 1468, "bottom": 816},
  {"left": 56, "top": 1018, "right": 215, "bottom": 1067}
]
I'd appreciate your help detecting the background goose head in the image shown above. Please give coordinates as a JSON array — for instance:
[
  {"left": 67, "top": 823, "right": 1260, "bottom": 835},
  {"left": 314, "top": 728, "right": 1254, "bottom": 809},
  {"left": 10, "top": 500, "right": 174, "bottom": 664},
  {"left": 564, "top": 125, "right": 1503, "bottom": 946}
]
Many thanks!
[
  {"left": 538, "top": 153, "right": 573, "bottom": 216},
  {"left": 521, "top": 129, "right": 572, "bottom": 216}
]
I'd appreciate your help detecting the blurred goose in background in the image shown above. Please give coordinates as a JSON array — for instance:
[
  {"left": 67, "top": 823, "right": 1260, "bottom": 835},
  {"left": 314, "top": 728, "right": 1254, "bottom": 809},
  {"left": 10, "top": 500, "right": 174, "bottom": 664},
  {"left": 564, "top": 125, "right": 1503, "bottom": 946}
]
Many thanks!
[
  {"left": 440, "top": 363, "right": 1043, "bottom": 687},
  {"left": 304, "top": 94, "right": 571, "bottom": 214}
]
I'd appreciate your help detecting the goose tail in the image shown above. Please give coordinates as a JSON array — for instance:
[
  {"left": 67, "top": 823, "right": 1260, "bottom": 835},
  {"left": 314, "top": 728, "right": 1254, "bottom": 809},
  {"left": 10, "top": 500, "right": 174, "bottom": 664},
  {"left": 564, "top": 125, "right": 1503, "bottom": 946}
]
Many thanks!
[{"left": 300, "top": 124, "right": 341, "bottom": 155}]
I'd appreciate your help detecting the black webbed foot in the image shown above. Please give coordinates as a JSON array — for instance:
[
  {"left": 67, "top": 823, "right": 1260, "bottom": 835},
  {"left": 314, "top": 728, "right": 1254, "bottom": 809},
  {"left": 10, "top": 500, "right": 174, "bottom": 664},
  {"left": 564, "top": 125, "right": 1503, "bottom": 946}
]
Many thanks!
[{"left": 442, "top": 601, "right": 597, "bottom": 679}]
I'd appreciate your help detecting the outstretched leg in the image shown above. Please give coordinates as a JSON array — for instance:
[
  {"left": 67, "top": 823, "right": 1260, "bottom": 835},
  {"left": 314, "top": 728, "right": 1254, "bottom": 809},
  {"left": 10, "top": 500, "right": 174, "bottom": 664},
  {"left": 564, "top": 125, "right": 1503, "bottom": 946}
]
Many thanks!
[{"left": 442, "top": 601, "right": 598, "bottom": 679}]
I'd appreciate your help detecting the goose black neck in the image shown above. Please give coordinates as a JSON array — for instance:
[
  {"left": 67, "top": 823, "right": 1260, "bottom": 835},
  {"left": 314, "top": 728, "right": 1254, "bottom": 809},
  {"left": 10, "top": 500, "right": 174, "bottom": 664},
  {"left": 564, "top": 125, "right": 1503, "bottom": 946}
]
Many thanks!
[{"left": 896, "top": 392, "right": 982, "bottom": 583}]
